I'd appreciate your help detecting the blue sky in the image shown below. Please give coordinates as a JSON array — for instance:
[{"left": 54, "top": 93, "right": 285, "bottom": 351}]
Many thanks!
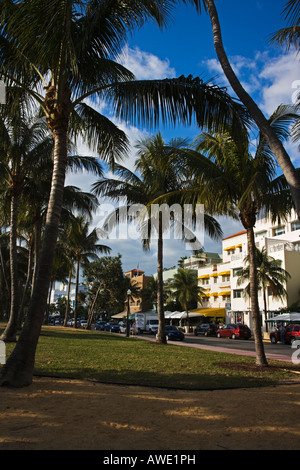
[{"left": 67, "top": 0, "right": 300, "bottom": 277}]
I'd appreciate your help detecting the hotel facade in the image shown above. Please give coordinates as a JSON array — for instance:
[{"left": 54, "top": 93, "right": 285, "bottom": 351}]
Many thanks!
[{"left": 196, "top": 211, "right": 300, "bottom": 333}]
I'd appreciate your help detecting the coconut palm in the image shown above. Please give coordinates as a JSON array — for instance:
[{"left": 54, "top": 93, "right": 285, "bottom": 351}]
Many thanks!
[
  {"left": 65, "top": 215, "right": 111, "bottom": 327},
  {"left": 174, "top": 105, "right": 298, "bottom": 366},
  {"left": 92, "top": 133, "right": 222, "bottom": 344},
  {"left": 0, "top": 0, "right": 248, "bottom": 387},
  {"left": 0, "top": 109, "right": 51, "bottom": 342},
  {"left": 238, "top": 247, "right": 291, "bottom": 332},
  {"left": 270, "top": 0, "right": 300, "bottom": 51},
  {"left": 187, "top": 0, "right": 300, "bottom": 219},
  {"left": 167, "top": 268, "right": 204, "bottom": 329}
]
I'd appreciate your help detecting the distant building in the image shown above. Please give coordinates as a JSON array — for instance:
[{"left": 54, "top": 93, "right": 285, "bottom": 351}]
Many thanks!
[{"left": 125, "top": 269, "right": 152, "bottom": 313}]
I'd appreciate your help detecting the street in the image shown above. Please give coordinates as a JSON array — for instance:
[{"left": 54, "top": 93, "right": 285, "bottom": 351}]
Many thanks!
[{"left": 139, "top": 331, "right": 296, "bottom": 363}]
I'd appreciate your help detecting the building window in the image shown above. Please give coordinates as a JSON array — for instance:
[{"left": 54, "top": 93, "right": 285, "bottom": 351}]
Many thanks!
[
  {"left": 233, "top": 268, "right": 242, "bottom": 277},
  {"left": 291, "top": 221, "right": 300, "bottom": 232},
  {"left": 255, "top": 230, "right": 267, "bottom": 239},
  {"left": 222, "top": 275, "right": 230, "bottom": 282},
  {"left": 293, "top": 242, "right": 300, "bottom": 252},
  {"left": 273, "top": 226, "right": 285, "bottom": 236},
  {"left": 233, "top": 289, "right": 243, "bottom": 299}
]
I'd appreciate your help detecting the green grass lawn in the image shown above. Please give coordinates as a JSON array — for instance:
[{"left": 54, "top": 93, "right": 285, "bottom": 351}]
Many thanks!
[{"left": 1, "top": 324, "right": 300, "bottom": 390}]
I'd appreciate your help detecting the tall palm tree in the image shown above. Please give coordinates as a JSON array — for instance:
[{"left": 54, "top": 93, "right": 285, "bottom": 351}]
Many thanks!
[
  {"left": 175, "top": 105, "right": 298, "bottom": 366},
  {"left": 238, "top": 247, "right": 291, "bottom": 332},
  {"left": 270, "top": 0, "right": 300, "bottom": 51},
  {"left": 188, "top": 0, "right": 300, "bottom": 219},
  {"left": 0, "top": 109, "right": 51, "bottom": 343},
  {"left": 93, "top": 133, "right": 222, "bottom": 344},
  {"left": 167, "top": 268, "right": 204, "bottom": 329},
  {"left": 66, "top": 215, "right": 111, "bottom": 327},
  {"left": 0, "top": 0, "right": 247, "bottom": 387}
]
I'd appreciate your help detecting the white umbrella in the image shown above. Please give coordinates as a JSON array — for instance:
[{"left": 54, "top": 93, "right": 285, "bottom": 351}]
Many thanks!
[{"left": 266, "top": 312, "right": 300, "bottom": 323}]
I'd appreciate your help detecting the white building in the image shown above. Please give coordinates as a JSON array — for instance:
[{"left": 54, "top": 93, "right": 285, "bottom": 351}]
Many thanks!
[{"left": 196, "top": 211, "right": 300, "bottom": 332}]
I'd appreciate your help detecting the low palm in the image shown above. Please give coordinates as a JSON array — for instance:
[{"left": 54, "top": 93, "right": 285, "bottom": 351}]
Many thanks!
[
  {"left": 64, "top": 215, "right": 111, "bottom": 327},
  {"left": 167, "top": 268, "right": 204, "bottom": 328},
  {"left": 238, "top": 247, "right": 291, "bottom": 331}
]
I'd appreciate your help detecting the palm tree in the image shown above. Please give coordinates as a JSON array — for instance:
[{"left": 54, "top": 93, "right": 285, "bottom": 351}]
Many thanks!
[
  {"left": 0, "top": 0, "right": 247, "bottom": 387},
  {"left": 167, "top": 268, "right": 204, "bottom": 329},
  {"left": 64, "top": 215, "right": 111, "bottom": 328},
  {"left": 270, "top": 0, "right": 300, "bottom": 51},
  {"left": 189, "top": 0, "right": 300, "bottom": 219},
  {"left": 0, "top": 109, "right": 51, "bottom": 343},
  {"left": 175, "top": 105, "right": 298, "bottom": 366},
  {"left": 93, "top": 133, "right": 222, "bottom": 344},
  {"left": 238, "top": 247, "right": 291, "bottom": 332}
]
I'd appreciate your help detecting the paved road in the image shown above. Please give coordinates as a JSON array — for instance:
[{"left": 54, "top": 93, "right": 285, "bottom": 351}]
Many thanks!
[{"left": 140, "top": 332, "right": 296, "bottom": 363}]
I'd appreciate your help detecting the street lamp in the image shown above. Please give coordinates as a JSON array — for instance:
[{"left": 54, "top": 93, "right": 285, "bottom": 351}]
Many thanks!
[{"left": 126, "top": 289, "right": 131, "bottom": 337}]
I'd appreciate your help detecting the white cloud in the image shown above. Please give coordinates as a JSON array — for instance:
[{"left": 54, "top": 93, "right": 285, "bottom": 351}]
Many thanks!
[{"left": 118, "top": 45, "right": 176, "bottom": 80}]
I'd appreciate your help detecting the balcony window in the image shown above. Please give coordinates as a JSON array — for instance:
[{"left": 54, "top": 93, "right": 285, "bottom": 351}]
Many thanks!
[
  {"left": 273, "top": 226, "right": 285, "bottom": 236},
  {"left": 291, "top": 221, "right": 300, "bottom": 232}
]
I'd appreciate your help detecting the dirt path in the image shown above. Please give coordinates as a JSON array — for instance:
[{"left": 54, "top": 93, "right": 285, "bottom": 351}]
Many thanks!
[{"left": 1, "top": 377, "right": 300, "bottom": 450}]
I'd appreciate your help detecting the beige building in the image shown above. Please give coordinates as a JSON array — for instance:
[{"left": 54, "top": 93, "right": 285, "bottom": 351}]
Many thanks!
[
  {"left": 197, "top": 212, "right": 300, "bottom": 333},
  {"left": 125, "top": 269, "right": 152, "bottom": 314}
]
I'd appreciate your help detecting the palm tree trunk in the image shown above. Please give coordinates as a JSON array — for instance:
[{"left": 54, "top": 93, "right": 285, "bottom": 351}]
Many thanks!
[
  {"left": 74, "top": 257, "right": 80, "bottom": 328},
  {"left": 247, "top": 228, "right": 268, "bottom": 367},
  {"left": 1, "top": 193, "right": 20, "bottom": 342},
  {"left": 0, "top": 126, "right": 68, "bottom": 387},
  {"left": 31, "top": 214, "right": 41, "bottom": 296},
  {"left": 156, "top": 212, "right": 166, "bottom": 344},
  {"left": 17, "top": 239, "right": 34, "bottom": 329},
  {"left": 205, "top": 0, "right": 300, "bottom": 219},
  {"left": 87, "top": 284, "right": 102, "bottom": 330},
  {"left": 263, "top": 285, "right": 268, "bottom": 334},
  {"left": 64, "top": 270, "right": 72, "bottom": 327}
]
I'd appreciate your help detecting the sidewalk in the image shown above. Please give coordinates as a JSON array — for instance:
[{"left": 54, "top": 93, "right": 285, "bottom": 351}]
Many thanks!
[{"left": 139, "top": 334, "right": 293, "bottom": 363}]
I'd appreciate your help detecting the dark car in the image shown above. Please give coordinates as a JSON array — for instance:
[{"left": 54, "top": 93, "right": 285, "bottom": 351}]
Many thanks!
[
  {"left": 270, "top": 324, "right": 300, "bottom": 344},
  {"left": 216, "top": 323, "right": 251, "bottom": 340},
  {"left": 105, "top": 322, "right": 120, "bottom": 333},
  {"left": 163, "top": 325, "right": 185, "bottom": 341},
  {"left": 95, "top": 320, "right": 108, "bottom": 331},
  {"left": 194, "top": 323, "right": 218, "bottom": 337}
]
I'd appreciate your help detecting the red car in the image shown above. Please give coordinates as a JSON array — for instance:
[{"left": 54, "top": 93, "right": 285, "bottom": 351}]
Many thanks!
[
  {"left": 216, "top": 323, "right": 251, "bottom": 340},
  {"left": 270, "top": 324, "right": 300, "bottom": 345}
]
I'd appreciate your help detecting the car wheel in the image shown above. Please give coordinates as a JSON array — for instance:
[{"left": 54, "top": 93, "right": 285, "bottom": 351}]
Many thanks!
[
  {"left": 231, "top": 333, "right": 236, "bottom": 339},
  {"left": 204, "top": 332, "right": 208, "bottom": 336},
  {"left": 194, "top": 331, "right": 198, "bottom": 336},
  {"left": 217, "top": 332, "right": 221, "bottom": 338},
  {"left": 270, "top": 336, "right": 277, "bottom": 344}
]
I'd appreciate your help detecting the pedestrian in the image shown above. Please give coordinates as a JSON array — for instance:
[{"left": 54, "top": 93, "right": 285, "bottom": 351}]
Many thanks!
[{"left": 280, "top": 324, "right": 286, "bottom": 344}]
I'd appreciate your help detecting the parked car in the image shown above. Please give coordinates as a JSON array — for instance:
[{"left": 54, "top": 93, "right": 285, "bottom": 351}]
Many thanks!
[
  {"left": 119, "top": 322, "right": 127, "bottom": 334},
  {"left": 270, "top": 324, "right": 300, "bottom": 344},
  {"left": 105, "top": 322, "right": 120, "bottom": 333},
  {"left": 194, "top": 323, "right": 217, "bottom": 337},
  {"left": 160, "top": 325, "right": 185, "bottom": 341},
  {"left": 216, "top": 323, "right": 251, "bottom": 340},
  {"left": 95, "top": 320, "right": 108, "bottom": 331}
]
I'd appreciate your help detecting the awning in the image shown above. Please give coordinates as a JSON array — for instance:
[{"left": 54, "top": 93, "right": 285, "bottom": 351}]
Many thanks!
[
  {"left": 189, "top": 308, "right": 226, "bottom": 318},
  {"left": 210, "top": 292, "right": 219, "bottom": 296},
  {"left": 219, "top": 291, "right": 231, "bottom": 296},
  {"left": 224, "top": 246, "right": 235, "bottom": 251},
  {"left": 198, "top": 274, "right": 210, "bottom": 279},
  {"left": 218, "top": 271, "right": 231, "bottom": 276},
  {"left": 265, "top": 312, "right": 300, "bottom": 323},
  {"left": 210, "top": 273, "right": 218, "bottom": 277}
]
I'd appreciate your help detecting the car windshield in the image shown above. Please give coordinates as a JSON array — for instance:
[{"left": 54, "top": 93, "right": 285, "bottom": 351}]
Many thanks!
[{"left": 166, "top": 326, "right": 177, "bottom": 331}]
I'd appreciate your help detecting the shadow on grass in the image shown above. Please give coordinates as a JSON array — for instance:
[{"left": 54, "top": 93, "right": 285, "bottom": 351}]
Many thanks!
[{"left": 33, "top": 365, "right": 278, "bottom": 391}]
